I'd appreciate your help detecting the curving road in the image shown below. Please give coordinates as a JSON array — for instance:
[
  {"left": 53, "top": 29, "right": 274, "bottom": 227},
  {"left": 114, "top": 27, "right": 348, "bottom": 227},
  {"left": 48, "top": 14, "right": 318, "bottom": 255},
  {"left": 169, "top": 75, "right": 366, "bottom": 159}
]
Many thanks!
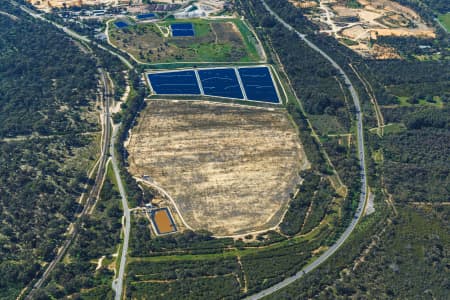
[
  {"left": 110, "top": 123, "right": 131, "bottom": 300},
  {"left": 245, "top": 1, "right": 368, "bottom": 299}
]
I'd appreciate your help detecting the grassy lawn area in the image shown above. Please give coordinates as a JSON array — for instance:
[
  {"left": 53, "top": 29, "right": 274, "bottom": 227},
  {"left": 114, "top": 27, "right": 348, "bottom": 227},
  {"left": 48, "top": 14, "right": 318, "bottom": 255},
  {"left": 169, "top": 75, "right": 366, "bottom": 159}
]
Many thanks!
[
  {"left": 308, "top": 114, "right": 348, "bottom": 135},
  {"left": 372, "top": 149, "right": 384, "bottom": 163},
  {"left": 339, "top": 38, "right": 359, "bottom": 46},
  {"left": 396, "top": 95, "right": 444, "bottom": 107},
  {"left": 369, "top": 122, "right": 406, "bottom": 135},
  {"left": 109, "top": 18, "right": 262, "bottom": 64},
  {"left": 382, "top": 123, "right": 406, "bottom": 135},
  {"left": 437, "top": 13, "right": 450, "bottom": 32}
]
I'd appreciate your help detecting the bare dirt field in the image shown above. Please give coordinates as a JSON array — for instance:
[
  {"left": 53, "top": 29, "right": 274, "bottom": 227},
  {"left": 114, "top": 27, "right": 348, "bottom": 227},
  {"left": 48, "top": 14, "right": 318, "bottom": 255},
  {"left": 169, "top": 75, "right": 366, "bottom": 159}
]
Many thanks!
[
  {"left": 27, "top": 0, "right": 116, "bottom": 10},
  {"left": 289, "top": 0, "right": 318, "bottom": 9},
  {"left": 127, "top": 100, "right": 309, "bottom": 236}
]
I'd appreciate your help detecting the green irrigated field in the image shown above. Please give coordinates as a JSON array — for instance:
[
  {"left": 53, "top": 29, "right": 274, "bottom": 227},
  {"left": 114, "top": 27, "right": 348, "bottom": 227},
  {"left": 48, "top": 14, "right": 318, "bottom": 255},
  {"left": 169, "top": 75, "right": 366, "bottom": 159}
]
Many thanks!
[
  {"left": 108, "top": 18, "right": 262, "bottom": 64},
  {"left": 437, "top": 13, "right": 450, "bottom": 32}
]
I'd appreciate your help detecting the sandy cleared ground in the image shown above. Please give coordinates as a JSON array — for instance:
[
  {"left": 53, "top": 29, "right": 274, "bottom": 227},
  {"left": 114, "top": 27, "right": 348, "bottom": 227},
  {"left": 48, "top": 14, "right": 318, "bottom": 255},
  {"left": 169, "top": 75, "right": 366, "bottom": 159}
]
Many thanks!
[
  {"left": 127, "top": 100, "right": 309, "bottom": 235},
  {"left": 28, "top": 0, "right": 225, "bottom": 12},
  {"left": 27, "top": 0, "right": 116, "bottom": 10},
  {"left": 289, "top": 0, "right": 318, "bottom": 9},
  {"left": 304, "top": 0, "right": 435, "bottom": 58}
]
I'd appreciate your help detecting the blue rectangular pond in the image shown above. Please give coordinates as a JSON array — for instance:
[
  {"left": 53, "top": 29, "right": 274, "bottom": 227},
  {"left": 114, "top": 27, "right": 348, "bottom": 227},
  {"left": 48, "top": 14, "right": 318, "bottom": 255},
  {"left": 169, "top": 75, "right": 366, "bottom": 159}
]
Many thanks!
[
  {"left": 148, "top": 70, "right": 201, "bottom": 95},
  {"left": 198, "top": 68, "right": 244, "bottom": 99},
  {"left": 171, "top": 23, "right": 195, "bottom": 37},
  {"left": 115, "top": 21, "right": 129, "bottom": 28},
  {"left": 238, "top": 67, "right": 280, "bottom": 103},
  {"left": 171, "top": 23, "right": 194, "bottom": 30},
  {"left": 137, "top": 13, "right": 156, "bottom": 20}
]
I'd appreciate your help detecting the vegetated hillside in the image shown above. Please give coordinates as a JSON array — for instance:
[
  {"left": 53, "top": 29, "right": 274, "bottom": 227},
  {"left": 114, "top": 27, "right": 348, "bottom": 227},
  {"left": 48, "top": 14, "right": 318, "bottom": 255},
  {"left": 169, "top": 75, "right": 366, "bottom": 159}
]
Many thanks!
[
  {"left": 244, "top": 0, "right": 449, "bottom": 298},
  {"left": 366, "top": 59, "right": 450, "bottom": 203},
  {"left": 267, "top": 204, "right": 450, "bottom": 299},
  {"left": 0, "top": 2, "right": 100, "bottom": 298},
  {"left": 398, "top": 0, "right": 449, "bottom": 17},
  {"left": 40, "top": 168, "right": 122, "bottom": 299}
]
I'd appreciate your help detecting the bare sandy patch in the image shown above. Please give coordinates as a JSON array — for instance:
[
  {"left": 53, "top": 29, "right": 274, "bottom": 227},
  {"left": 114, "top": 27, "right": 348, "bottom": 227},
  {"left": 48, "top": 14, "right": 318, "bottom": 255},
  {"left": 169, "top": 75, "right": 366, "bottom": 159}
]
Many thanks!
[
  {"left": 306, "top": 0, "right": 436, "bottom": 58},
  {"left": 127, "top": 100, "right": 309, "bottom": 235}
]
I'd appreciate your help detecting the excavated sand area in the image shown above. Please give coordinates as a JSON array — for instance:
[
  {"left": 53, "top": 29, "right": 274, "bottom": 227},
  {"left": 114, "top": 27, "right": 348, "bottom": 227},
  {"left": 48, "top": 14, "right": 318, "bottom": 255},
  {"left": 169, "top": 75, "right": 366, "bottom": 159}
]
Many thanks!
[{"left": 127, "top": 100, "right": 309, "bottom": 235}]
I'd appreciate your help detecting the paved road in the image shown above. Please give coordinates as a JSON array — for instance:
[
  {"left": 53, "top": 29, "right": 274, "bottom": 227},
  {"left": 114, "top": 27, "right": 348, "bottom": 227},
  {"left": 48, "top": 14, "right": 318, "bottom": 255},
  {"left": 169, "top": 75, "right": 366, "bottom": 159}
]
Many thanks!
[
  {"left": 245, "top": 1, "right": 368, "bottom": 299},
  {"left": 110, "top": 124, "right": 131, "bottom": 300}
]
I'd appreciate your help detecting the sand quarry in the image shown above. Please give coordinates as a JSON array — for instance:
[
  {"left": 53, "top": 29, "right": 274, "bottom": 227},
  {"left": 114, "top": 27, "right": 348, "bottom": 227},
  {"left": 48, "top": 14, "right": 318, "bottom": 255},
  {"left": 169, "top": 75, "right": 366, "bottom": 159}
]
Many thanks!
[
  {"left": 293, "top": 0, "right": 435, "bottom": 58},
  {"left": 27, "top": 0, "right": 225, "bottom": 12},
  {"left": 127, "top": 100, "right": 309, "bottom": 236},
  {"left": 27, "top": 0, "right": 117, "bottom": 10}
]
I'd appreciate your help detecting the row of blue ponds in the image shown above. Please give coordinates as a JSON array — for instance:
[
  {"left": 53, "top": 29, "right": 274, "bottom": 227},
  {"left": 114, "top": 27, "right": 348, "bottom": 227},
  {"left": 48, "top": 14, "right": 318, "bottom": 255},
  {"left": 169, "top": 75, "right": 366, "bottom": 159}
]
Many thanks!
[{"left": 148, "top": 67, "right": 279, "bottom": 103}]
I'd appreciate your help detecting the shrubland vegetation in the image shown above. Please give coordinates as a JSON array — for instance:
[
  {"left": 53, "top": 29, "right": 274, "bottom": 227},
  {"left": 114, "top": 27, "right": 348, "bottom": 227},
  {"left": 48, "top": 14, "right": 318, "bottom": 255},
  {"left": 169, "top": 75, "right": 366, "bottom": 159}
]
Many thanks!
[
  {"left": 267, "top": 205, "right": 450, "bottom": 299},
  {"left": 364, "top": 58, "right": 449, "bottom": 204},
  {"left": 397, "top": 0, "right": 449, "bottom": 18},
  {"left": 114, "top": 70, "right": 146, "bottom": 208},
  {"left": 129, "top": 218, "right": 234, "bottom": 256},
  {"left": 366, "top": 60, "right": 450, "bottom": 102},
  {"left": 127, "top": 274, "right": 241, "bottom": 299},
  {"left": 369, "top": 107, "right": 450, "bottom": 203},
  {"left": 93, "top": 47, "right": 127, "bottom": 100},
  {"left": 108, "top": 18, "right": 261, "bottom": 63},
  {"left": 125, "top": 209, "right": 344, "bottom": 299},
  {"left": 40, "top": 170, "right": 122, "bottom": 298},
  {"left": 0, "top": 2, "right": 101, "bottom": 298},
  {"left": 438, "top": 12, "right": 450, "bottom": 31},
  {"left": 280, "top": 171, "right": 321, "bottom": 236}
]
